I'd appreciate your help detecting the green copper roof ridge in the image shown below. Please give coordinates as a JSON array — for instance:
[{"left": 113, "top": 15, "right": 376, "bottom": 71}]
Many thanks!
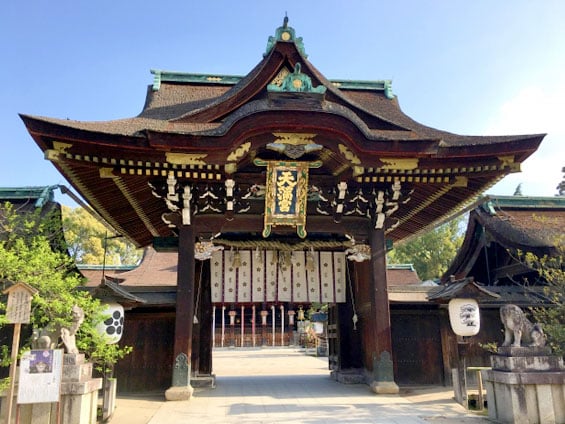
[
  {"left": 386, "top": 264, "right": 416, "bottom": 271},
  {"left": 483, "top": 194, "right": 565, "bottom": 213},
  {"left": 77, "top": 264, "right": 137, "bottom": 271},
  {"left": 150, "top": 69, "right": 393, "bottom": 95},
  {"left": 0, "top": 185, "right": 58, "bottom": 208},
  {"left": 151, "top": 69, "right": 245, "bottom": 91}
]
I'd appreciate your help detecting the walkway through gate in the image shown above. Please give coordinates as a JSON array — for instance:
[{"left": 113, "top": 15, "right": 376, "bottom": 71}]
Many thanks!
[{"left": 111, "top": 348, "right": 487, "bottom": 423}]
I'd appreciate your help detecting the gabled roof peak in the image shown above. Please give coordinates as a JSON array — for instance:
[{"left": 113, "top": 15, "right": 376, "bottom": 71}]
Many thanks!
[{"left": 264, "top": 16, "right": 307, "bottom": 58}]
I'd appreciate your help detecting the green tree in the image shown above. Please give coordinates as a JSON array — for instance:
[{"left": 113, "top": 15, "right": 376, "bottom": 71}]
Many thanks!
[
  {"left": 524, "top": 231, "right": 564, "bottom": 355},
  {"left": 62, "top": 206, "right": 142, "bottom": 265},
  {"left": 0, "top": 203, "right": 131, "bottom": 385},
  {"left": 388, "top": 215, "right": 465, "bottom": 281},
  {"left": 557, "top": 166, "right": 564, "bottom": 196}
]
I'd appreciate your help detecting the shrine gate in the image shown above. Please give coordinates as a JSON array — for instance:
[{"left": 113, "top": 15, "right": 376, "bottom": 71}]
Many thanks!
[{"left": 21, "top": 19, "right": 544, "bottom": 399}]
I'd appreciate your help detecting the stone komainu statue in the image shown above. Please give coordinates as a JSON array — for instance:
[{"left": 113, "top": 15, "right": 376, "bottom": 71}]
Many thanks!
[{"left": 500, "top": 304, "right": 546, "bottom": 347}]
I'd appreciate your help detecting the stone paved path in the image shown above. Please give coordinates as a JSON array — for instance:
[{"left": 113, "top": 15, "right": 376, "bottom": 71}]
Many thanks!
[{"left": 112, "top": 348, "right": 489, "bottom": 423}]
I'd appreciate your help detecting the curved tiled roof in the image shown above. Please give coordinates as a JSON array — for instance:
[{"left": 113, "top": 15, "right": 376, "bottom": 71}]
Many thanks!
[
  {"left": 442, "top": 195, "right": 564, "bottom": 283},
  {"left": 20, "top": 24, "right": 545, "bottom": 248}
]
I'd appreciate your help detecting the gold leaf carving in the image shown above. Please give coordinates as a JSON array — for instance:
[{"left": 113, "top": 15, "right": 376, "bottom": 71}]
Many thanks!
[
  {"left": 225, "top": 163, "right": 237, "bottom": 174},
  {"left": 165, "top": 152, "right": 207, "bottom": 165},
  {"left": 338, "top": 144, "right": 361, "bottom": 165},
  {"left": 452, "top": 176, "right": 468, "bottom": 187},
  {"left": 227, "top": 142, "right": 251, "bottom": 162},
  {"left": 99, "top": 168, "right": 117, "bottom": 179},
  {"left": 497, "top": 155, "right": 515, "bottom": 167},
  {"left": 379, "top": 158, "right": 419, "bottom": 170},
  {"left": 53, "top": 141, "right": 73, "bottom": 153},
  {"left": 352, "top": 166, "right": 365, "bottom": 177},
  {"left": 44, "top": 150, "right": 60, "bottom": 161},
  {"left": 272, "top": 133, "right": 317, "bottom": 146},
  {"left": 270, "top": 68, "right": 291, "bottom": 87}
]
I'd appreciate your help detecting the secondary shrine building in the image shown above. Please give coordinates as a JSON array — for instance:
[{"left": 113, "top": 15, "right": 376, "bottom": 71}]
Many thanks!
[{"left": 21, "top": 19, "right": 544, "bottom": 398}]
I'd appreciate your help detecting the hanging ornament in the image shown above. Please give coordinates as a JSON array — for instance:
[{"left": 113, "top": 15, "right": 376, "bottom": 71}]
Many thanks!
[
  {"left": 448, "top": 298, "right": 481, "bottom": 337},
  {"left": 305, "top": 248, "right": 316, "bottom": 272},
  {"left": 232, "top": 249, "right": 242, "bottom": 268},
  {"left": 96, "top": 303, "right": 125, "bottom": 344}
]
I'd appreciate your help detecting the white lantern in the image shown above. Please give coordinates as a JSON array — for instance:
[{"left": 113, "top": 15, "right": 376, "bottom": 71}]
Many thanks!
[
  {"left": 96, "top": 303, "right": 125, "bottom": 344},
  {"left": 448, "top": 298, "right": 480, "bottom": 337}
]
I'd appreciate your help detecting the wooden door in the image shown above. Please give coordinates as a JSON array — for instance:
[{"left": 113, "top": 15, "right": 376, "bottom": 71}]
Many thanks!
[
  {"left": 391, "top": 310, "right": 444, "bottom": 385},
  {"left": 115, "top": 311, "right": 175, "bottom": 393}
]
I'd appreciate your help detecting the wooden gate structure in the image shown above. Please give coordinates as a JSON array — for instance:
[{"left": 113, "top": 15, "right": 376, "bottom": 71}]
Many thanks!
[{"left": 21, "top": 19, "right": 544, "bottom": 398}]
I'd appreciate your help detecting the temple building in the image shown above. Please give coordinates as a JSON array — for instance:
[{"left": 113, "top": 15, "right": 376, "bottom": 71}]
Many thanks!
[{"left": 21, "top": 19, "right": 545, "bottom": 399}]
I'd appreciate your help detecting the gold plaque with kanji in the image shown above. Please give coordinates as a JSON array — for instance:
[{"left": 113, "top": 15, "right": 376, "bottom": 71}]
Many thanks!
[{"left": 262, "top": 161, "right": 309, "bottom": 238}]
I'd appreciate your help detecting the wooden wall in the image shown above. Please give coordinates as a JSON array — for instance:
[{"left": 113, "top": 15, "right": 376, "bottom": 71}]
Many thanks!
[{"left": 114, "top": 310, "right": 175, "bottom": 393}]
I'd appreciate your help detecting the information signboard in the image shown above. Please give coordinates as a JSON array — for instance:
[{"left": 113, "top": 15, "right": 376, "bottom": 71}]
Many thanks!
[
  {"left": 5, "top": 283, "right": 35, "bottom": 324},
  {"left": 17, "top": 349, "right": 63, "bottom": 404}
]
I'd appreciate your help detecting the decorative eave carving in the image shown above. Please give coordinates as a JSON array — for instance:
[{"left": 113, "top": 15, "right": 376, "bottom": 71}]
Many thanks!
[
  {"left": 267, "top": 133, "right": 323, "bottom": 159},
  {"left": 267, "top": 63, "right": 326, "bottom": 95},
  {"left": 315, "top": 179, "right": 412, "bottom": 231},
  {"left": 165, "top": 152, "right": 208, "bottom": 166}
]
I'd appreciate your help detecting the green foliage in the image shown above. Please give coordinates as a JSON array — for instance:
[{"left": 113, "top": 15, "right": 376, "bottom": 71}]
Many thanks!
[
  {"left": 387, "top": 215, "right": 466, "bottom": 281},
  {"left": 0, "top": 203, "right": 132, "bottom": 379},
  {"left": 523, "top": 233, "right": 565, "bottom": 356},
  {"left": 478, "top": 341, "right": 499, "bottom": 354},
  {"left": 62, "top": 206, "right": 142, "bottom": 265}
]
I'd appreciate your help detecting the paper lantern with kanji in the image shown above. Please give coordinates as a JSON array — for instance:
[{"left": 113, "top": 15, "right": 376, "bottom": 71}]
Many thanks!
[{"left": 448, "top": 298, "right": 480, "bottom": 337}]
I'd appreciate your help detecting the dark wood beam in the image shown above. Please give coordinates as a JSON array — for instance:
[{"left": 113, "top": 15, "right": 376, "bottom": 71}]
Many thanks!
[{"left": 192, "top": 214, "right": 371, "bottom": 240}]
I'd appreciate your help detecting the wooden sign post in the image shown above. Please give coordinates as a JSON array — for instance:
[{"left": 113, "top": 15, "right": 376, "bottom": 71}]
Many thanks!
[{"left": 3, "top": 282, "right": 37, "bottom": 424}]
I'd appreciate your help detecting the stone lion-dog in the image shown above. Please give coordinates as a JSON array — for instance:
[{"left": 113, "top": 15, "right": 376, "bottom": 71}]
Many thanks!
[{"left": 500, "top": 304, "right": 546, "bottom": 347}]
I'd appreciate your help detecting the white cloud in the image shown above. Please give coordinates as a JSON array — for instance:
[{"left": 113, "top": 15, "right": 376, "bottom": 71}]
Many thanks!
[{"left": 485, "top": 85, "right": 564, "bottom": 197}]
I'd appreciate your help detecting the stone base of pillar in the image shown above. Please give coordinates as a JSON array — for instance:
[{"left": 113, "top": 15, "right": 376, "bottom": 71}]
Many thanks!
[
  {"left": 483, "top": 346, "right": 565, "bottom": 424},
  {"left": 330, "top": 369, "right": 365, "bottom": 384},
  {"left": 369, "top": 380, "right": 400, "bottom": 394},
  {"left": 191, "top": 374, "right": 216, "bottom": 388},
  {"left": 165, "top": 385, "right": 194, "bottom": 401}
]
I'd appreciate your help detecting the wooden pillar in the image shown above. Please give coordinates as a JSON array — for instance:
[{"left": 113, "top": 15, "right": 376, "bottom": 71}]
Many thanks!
[
  {"left": 280, "top": 305, "right": 285, "bottom": 346},
  {"left": 194, "top": 260, "right": 214, "bottom": 387},
  {"left": 260, "top": 309, "right": 268, "bottom": 346},
  {"left": 252, "top": 305, "right": 256, "bottom": 347},
  {"left": 368, "top": 227, "right": 399, "bottom": 394},
  {"left": 271, "top": 305, "right": 276, "bottom": 346},
  {"left": 229, "top": 309, "right": 236, "bottom": 347},
  {"left": 221, "top": 306, "right": 226, "bottom": 347},
  {"left": 240, "top": 305, "right": 245, "bottom": 347},
  {"left": 165, "top": 224, "right": 195, "bottom": 400},
  {"left": 212, "top": 306, "right": 216, "bottom": 349},
  {"left": 287, "top": 309, "right": 295, "bottom": 346}
]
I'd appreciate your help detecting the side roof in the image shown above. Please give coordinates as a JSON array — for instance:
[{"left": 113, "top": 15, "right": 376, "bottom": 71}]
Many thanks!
[{"left": 442, "top": 195, "right": 565, "bottom": 282}]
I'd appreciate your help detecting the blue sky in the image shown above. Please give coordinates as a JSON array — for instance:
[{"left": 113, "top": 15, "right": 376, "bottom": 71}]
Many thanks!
[{"left": 1, "top": 1, "right": 563, "bottom": 207}]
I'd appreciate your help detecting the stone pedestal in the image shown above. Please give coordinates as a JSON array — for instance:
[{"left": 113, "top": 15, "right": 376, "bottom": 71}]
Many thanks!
[
  {"left": 1, "top": 354, "right": 101, "bottom": 424},
  {"left": 482, "top": 346, "right": 565, "bottom": 424},
  {"left": 58, "top": 353, "right": 102, "bottom": 424}
]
